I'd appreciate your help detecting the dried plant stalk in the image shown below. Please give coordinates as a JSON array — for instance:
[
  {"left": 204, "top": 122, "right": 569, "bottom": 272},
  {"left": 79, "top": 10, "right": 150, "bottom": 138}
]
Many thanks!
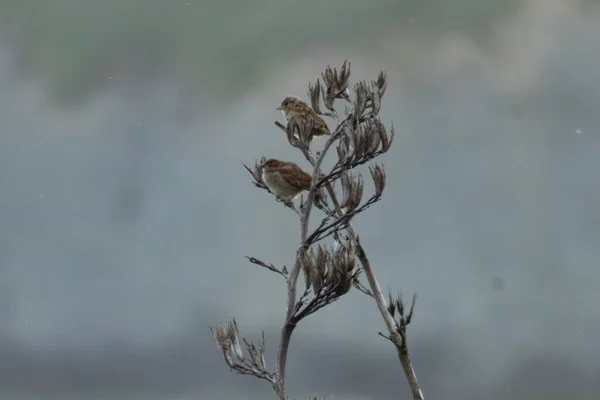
[{"left": 213, "top": 61, "right": 424, "bottom": 400}]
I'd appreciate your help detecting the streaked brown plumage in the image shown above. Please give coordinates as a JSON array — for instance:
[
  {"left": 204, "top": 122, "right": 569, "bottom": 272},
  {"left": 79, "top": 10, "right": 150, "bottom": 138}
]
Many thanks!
[
  {"left": 277, "top": 96, "right": 330, "bottom": 139},
  {"left": 259, "top": 159, "right": 312, "bottom": 201}
]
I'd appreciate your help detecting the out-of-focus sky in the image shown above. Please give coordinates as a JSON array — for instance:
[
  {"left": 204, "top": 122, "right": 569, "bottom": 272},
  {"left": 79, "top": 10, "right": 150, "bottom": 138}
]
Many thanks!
[{"left": 1, "top": 0, "right": 599, "bottom": 399}]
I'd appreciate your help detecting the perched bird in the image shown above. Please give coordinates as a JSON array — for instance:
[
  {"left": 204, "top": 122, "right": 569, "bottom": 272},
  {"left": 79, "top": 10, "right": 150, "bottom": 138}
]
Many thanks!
[
  {"left": 259, "top": 158, "right": 325, "bottom": 207},
  {"left": 277, "top": 96, "right": 330, "bottom": 141},
  {"left": 259, "top": 159, "right": 311, "bottom": 201}
]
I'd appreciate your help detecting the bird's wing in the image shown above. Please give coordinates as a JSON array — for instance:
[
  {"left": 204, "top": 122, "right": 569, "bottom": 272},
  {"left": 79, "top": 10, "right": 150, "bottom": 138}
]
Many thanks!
[
  {"left": 311, "top": 114, "right": 330, "bottom": 134},
  {"left": 280, "top": 164, "right": 312, "bottom": 191}
]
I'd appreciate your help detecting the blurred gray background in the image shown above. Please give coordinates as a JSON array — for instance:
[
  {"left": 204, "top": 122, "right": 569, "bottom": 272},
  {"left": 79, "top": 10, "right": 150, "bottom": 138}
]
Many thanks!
[{"left": 1, "top": 0, "right": 599, "bottom": 399}]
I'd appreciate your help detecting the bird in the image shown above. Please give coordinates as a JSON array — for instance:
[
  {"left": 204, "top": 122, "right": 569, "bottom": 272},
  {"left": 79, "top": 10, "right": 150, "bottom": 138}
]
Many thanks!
[
  {"left": 259, "top": 158, "right": 311, "bottom": 201},
  {"left": 259, "top": 158, "right": 325, "bottom": 207},
  {"left": 277, "top": 96, "right": 330, "bottom": 141}
]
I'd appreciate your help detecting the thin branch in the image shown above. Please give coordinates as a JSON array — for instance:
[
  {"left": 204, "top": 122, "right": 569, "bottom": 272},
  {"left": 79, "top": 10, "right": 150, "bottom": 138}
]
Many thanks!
[
  {"left": 245, "top": 256, "right": 288, "bottom": 278},
  {"left": 352, "top": 276, "right": 374, "bottom": 297},
  {"left": 355, "top": 242, "right": 424, "bottom": 400},
  {"left": 292, "top": 275, "right": 354, "bottom": 321}
]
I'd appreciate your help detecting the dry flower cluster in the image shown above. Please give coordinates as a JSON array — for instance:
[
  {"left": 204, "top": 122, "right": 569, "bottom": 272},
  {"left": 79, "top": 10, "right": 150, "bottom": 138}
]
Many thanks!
[{"left": 211, "top": 61, "right": 425, "bottom": 400}]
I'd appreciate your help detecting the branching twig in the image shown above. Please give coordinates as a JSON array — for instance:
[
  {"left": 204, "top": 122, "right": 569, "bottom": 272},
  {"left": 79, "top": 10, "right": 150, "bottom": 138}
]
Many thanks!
[
  {"left": 305, "top": 195, "right": 381, "bottom": 246},
  {"left": 210, "top": 321, "right": 276, "bottom": 387}
]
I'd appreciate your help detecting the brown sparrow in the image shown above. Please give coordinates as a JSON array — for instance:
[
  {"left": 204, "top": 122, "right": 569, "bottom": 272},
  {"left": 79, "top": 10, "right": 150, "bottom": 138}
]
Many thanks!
[
  {"left": 259, "top": 158, "right": 325, "bottom": 207},
  {"left": 277, "top": 96, "right": 330, "bottom": 139},
  {"left": 259, "top": 159, "right": 311, "bottom": 201}
]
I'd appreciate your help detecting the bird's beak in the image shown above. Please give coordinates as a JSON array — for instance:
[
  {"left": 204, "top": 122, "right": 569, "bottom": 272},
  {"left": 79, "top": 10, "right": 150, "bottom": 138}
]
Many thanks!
[{"left": 276, "top": 105, "right": 283, "bottom": 111}]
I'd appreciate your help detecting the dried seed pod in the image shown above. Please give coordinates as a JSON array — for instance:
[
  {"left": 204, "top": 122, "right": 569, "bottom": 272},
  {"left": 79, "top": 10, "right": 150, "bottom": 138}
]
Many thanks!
[
  {"left": 338, "top": 60, "right": 351, "bottom": 95},
  {"left": 336, "top": 142, "right": 347, "bottom": 164},
  {"left": 211, "top": 319, "right": 245, "bottom": 367},
  {"left": 325, "top": 252, "right": 336, "bottom": 285},
  {"left": 369, "top": 164, "right": 387, "bottom": 198},
  {"left": 301, "top": 248, "right": 314, "bottom": 290},
  {"left": 358, "top": 120, "right": 380, "bottom": 155},
  {"left": 348, "top": 173, "right": 364, "bottom": 212},
  {"left": 378, "top": 121, "right": 394, "bottom": 153},
  {"left": 336, "top": 275, "right": 353, "bottom": 295},
  {"left": 228, "top": 319, "right": 244, "bottom": 361},
  {"left": 370, "top": 80, "right": 382, "bottom": 115},
  {"left": 331, "top": 246, "right": 356, "bottom": 296},
  {"left": 367, "top": 124, "right": 382, "bottom": 154},
  {"left": 315, "top": 245, "right": 328, "bottom": 278},
  {"left": 353, "top": 126, "right": 369, "bottom": 160},
  {"left": 258, "top": 333, "right": 267, "bottom": 369},
  {"left": 376, "top": 69, "right": 388, "bottom": 98},
  {"left": 353, "top": 81, "right": 368, "bottom": 120},
  {"left": 341, "top": 173, "right": 363, "bottom": 212},
  {"left": 308, "top": 79, "right": 322, "bottom": 114},
  {"left": 321, "top": 66, "right": 336, "bottom": 111},
  {"left": 312, "top": 245, "right": 328, "bottom": 294},
  {"left": 339, "top": 172, "right": 354, "bottom": 209},
  {"left": 341, "top": 124, "right": 357, "bottom": 162}
]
